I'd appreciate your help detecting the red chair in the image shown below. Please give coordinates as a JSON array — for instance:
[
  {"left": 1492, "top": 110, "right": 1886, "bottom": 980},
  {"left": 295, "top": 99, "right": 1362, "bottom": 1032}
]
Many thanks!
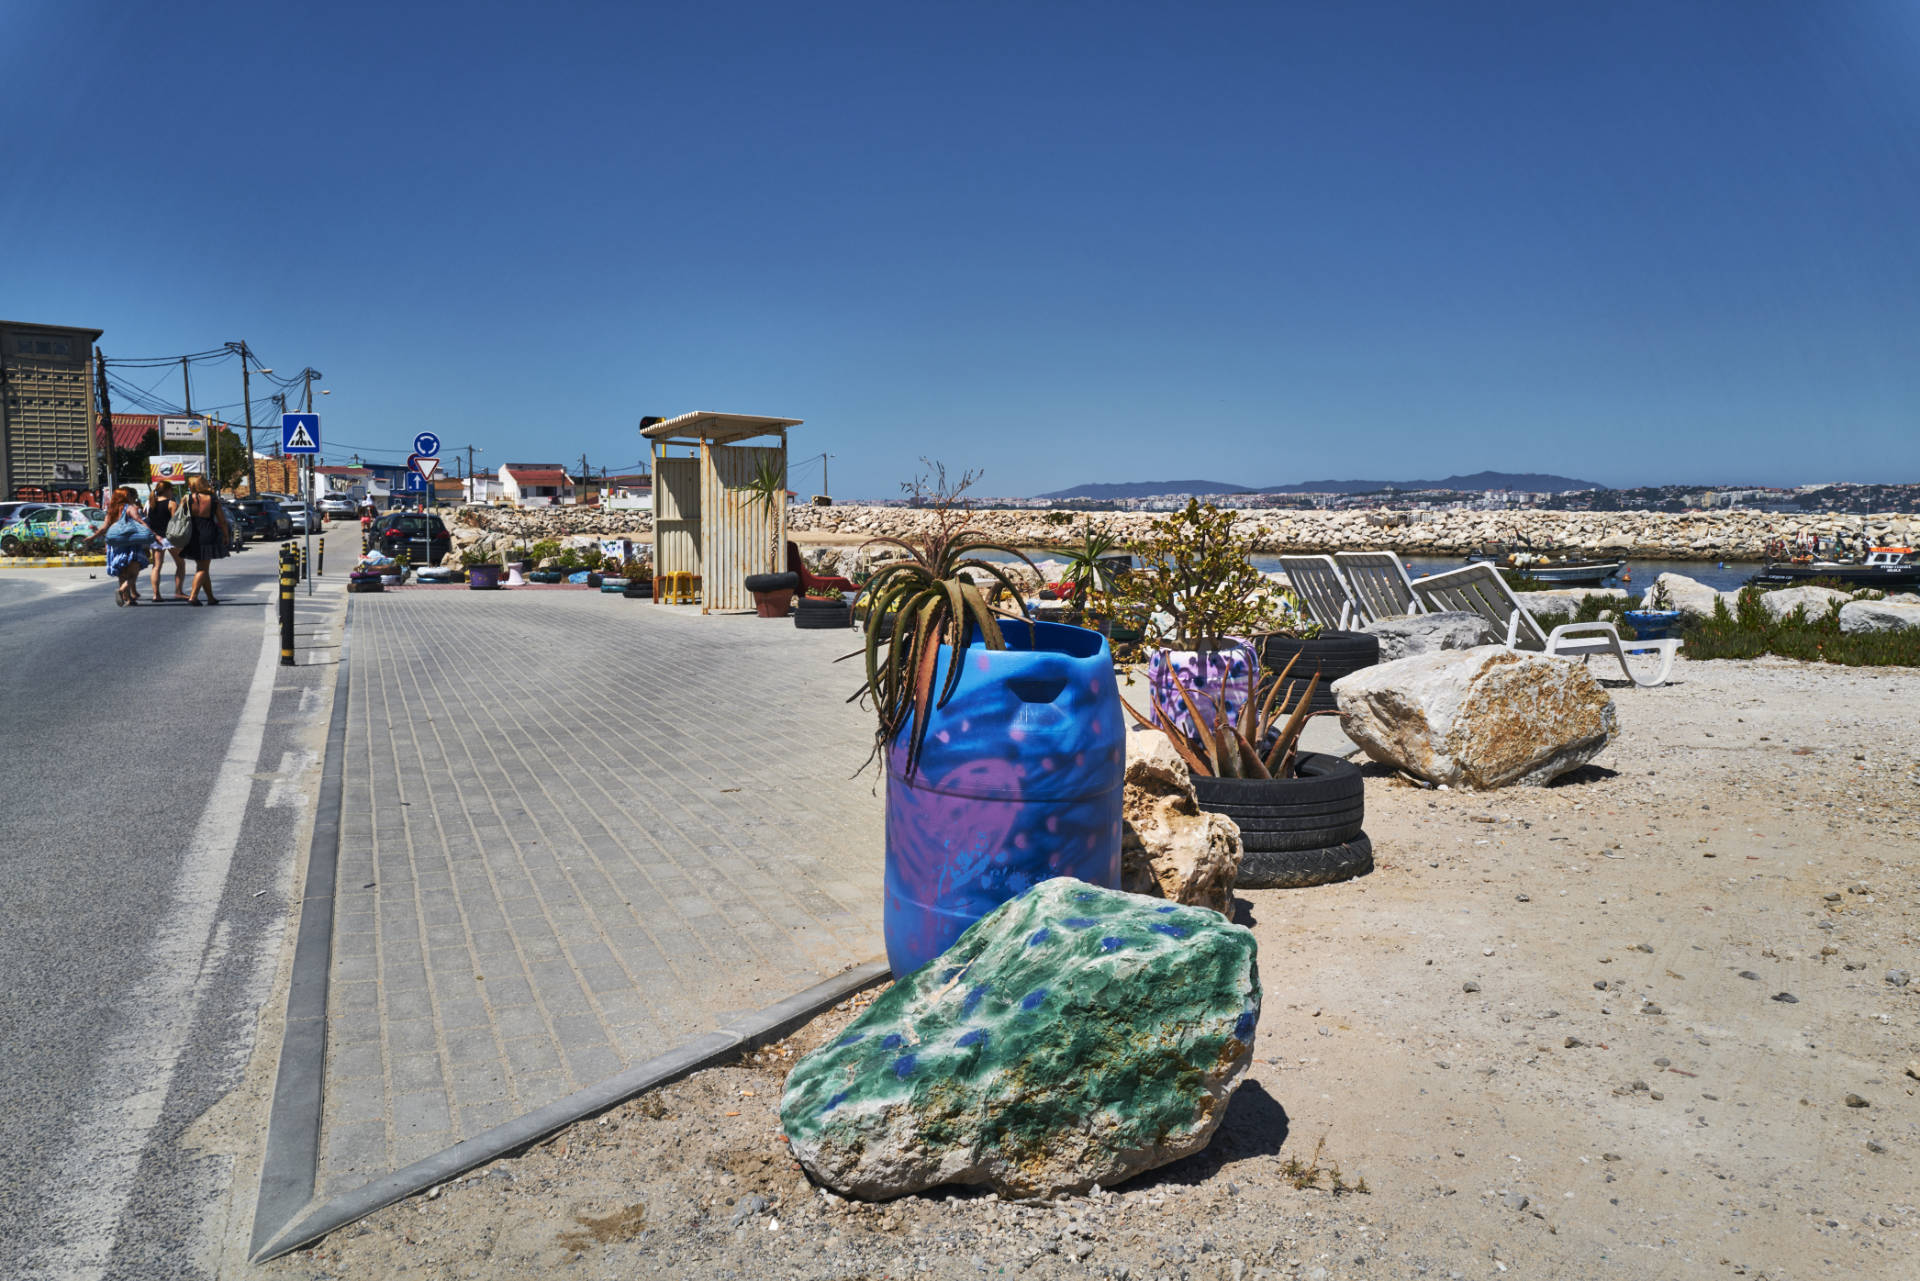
[{"left": 787, "top": 541, "right": 856, "bottom": 594}]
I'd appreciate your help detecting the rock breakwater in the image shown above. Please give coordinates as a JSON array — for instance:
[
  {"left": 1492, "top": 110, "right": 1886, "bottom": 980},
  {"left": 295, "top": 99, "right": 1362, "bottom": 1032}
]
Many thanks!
[{"left": 449, "top": 504, "right": 1916, "bottom": 563}]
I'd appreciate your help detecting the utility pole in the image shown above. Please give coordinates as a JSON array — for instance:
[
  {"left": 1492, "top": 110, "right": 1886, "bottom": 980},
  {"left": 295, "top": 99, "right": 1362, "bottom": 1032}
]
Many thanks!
[
  {"left": 234, "top": 341, "right": 256, "bottom": 495},
  {"left": 466, "top": 444, "right": 479, "bottom": 499},
  {"left": 580, "top": 452, "right": 590, "bottom": 505},
  {"left": 299, "top": 367, "right": 322, "bottom": 413},
  {"left": 95, "top": 349, "right": 115, "bottom": 492}
]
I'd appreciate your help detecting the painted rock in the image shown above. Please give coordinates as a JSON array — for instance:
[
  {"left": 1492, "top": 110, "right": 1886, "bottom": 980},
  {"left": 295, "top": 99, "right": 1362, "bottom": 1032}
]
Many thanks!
[{"left": 780, "top": 877, "right": 1260, "bottom": 1199}]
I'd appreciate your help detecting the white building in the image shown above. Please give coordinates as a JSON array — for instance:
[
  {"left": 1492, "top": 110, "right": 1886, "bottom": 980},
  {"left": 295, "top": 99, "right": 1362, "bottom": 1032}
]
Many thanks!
[{"left": 499, "top": 463, "right": 575, "bottom": 507}]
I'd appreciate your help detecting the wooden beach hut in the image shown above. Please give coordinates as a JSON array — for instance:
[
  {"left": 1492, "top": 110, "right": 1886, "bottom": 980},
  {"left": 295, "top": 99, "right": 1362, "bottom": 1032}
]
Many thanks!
[{"left": 642, "top": 411, "right": 802, "bottom": 612}]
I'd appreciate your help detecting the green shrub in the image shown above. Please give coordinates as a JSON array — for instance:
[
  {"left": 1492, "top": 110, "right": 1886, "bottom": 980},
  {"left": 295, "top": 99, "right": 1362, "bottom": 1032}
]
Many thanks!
[
  {"left": 1682, "top": 587, "right": 1920, "bottom": 667},
  {"left": 529, "top": 538, "right": 563, "bottom": 563}
]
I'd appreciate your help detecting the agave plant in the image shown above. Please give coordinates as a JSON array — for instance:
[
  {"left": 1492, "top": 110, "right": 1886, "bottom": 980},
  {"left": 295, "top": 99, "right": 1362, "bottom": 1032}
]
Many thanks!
[
  {"left": 1119, "top": 652, "right": 1327, "bottom": 779},
  {"left": 1056, "top": 519, "right": 1124, "bottom": 615},
  {"left": 737, "top": 454, "right": 788, "bottom": 572}
]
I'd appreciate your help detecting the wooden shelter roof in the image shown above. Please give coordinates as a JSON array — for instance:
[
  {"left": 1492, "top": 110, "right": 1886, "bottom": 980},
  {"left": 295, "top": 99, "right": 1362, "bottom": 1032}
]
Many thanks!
[{"left": 641, "top": 411, "right": 803, "bottom": 446}]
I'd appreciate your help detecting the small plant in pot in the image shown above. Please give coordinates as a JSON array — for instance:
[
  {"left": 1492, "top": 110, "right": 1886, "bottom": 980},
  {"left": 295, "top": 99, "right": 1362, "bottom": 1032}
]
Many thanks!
[
  {"left": 737, "top": 454, "right": 797, "bottom": 616},
  {"left": 1121, "top": 653, "right": 1370, "bottom": 889},
  {"left": 462, "top": 546, "right": 500, "bottom": 589},
  {"left": 1622, "top": 579, "right": 1680, "bottom": 640},
  {"left": 1055, "top": 519, "right": 1126, "bottom": 634},
  {"left": 853, "top": 461, "right": 1124, "bottom": 978},
  {"left": 1104, "top": 500, "right": 1283, "bottom": 741}
]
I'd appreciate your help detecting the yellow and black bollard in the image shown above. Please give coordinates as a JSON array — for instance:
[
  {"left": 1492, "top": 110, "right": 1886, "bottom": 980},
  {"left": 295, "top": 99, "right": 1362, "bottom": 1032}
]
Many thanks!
[
  {"left": 278, "top": 545, "right": 297, "bottom": 666},
  {"left": 298, "top": 541, "right": 308, "bottom": 581},
  {"left": 317, "top": 535, "right": 325, "bottom": 577}
]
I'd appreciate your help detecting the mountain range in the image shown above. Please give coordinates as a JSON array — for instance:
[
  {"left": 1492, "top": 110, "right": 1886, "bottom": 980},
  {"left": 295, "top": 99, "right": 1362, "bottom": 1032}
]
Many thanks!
[{"left": 1037, "top": 471, "right": 1604, "bottom": 500}]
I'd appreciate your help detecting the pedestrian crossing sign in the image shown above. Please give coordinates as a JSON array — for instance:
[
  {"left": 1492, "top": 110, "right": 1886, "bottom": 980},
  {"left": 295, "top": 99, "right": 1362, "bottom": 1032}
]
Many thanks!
[{"left": 282, "top": 413, "right": 320, "bottom": 454}]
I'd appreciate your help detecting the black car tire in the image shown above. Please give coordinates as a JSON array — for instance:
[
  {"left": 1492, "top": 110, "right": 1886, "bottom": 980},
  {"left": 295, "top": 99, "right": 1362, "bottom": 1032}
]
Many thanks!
[
  {"left": 1237, "top": 834, "right": 1373, "bottom": 890},
  {"left": 744, "top": 571, "right": 800, "bottom": 593}
]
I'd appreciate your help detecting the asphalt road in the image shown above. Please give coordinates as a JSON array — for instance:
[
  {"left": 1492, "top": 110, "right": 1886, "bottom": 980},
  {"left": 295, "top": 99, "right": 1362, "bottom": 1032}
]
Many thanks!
[{"left": 0, "top": 550, "right": 338, "bottom": 1279}]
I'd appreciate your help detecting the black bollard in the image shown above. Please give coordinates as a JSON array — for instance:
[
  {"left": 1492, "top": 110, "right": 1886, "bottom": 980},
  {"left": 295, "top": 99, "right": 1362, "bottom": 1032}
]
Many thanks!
[{"left": 279, "top": 545, "right": 296, "bottom": 666}]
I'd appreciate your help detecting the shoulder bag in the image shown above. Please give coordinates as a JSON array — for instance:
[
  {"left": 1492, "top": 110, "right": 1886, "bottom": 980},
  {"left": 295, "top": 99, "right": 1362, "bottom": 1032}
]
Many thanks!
[{"left": 166, "top": 496, "right": 194, "bottom": 544}]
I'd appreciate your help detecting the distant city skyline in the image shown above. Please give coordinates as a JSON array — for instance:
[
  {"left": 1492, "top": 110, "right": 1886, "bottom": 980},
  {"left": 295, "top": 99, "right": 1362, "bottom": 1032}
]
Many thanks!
[{"left": 5, "top": 1, "right": 1916, "bottom": 497}]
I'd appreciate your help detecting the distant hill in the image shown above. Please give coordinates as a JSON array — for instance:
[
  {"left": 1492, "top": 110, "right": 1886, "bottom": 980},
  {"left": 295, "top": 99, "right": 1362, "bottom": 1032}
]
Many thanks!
[
  {"left": 1260, "top": 471, "right": 1603, "bottom": 495},
  {"left": 1037, "top": 479, "right": 1252, "bottom": 500},
  {"left": 1038, "top": 471, "right": 1603, "bottom": 500}
]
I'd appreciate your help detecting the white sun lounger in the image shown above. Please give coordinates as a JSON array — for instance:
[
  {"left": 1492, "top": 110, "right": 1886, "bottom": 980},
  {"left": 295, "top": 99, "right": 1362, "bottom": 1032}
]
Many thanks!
[
  {"left": 1410, "top": 563, "right": 1682, "bottom": 688},
  {"left": 1334, "top": 551, "right": 1427, "bottom": 626},
  {"left": 1276, "top": 555, "right": 1355, "bottom": 630}
]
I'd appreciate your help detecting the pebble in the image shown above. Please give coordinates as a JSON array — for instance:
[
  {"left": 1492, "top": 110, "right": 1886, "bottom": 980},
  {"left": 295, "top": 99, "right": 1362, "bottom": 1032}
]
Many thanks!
[
  {"left": 1564, "top": 1037, "right": 1584, "bottom": 1049},
  {"left": 1845, "top": 1094, "right": 1870, "bottom": 1108},
  {"left": 1866, "top": 1140, "right": 1888, "bottom": 1154},
  {"left": 1515, "top": 893, "right": 1530, "bottom": 902},
  {"left": 1824, "top": 893, "right": 1843, "bottom": 903},
  {"left": 1502, "top": 1192, "right": 1529, "bottom": 1211},
  {"left": 1653, "top": 1057, "right": 1671, "bottom": 1067},
  {"left": 1641, "top": 1004, "right": 1664, "bottom": 1015},
  {"left": 1463, "top": 981, "right": 1482, "bottom": 993},
  {"left": 1771, "top": 992, "right": 1799, "bottom": 1003},
  {"left": 1887, "top": 970, "right": 1911, "bottom": 988},
  {"left": 1632, "top": 943, "right": 1654, "bottom": 953},
  {"left": 1593, "top": 980, "right": 1609, "bottom": 991},
  {"left": 1738, "top": 971, "right": 1760, "bottom": 980}
]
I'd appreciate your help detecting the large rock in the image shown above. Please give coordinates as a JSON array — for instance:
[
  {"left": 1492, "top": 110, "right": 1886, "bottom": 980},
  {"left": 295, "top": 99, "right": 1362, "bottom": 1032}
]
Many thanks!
[
  {"left": 1364, "top": 610, "right": 1500, "bottom": 662},
  {"left": 1649, "top": 572, "right": 1734, "bottom": 620},
  {"left": 1334, "top": 646, "right": 1618, "bottom": 789},
  {"left": 1760, "top": 585, "right": 1851, "bottom": 623},
  {"left": 1120, "top": 727, "right": 1243, "bottom": 915},
  {"left": 780, "top": 878, "right": 1260, "bottom": 1199},
  {"left": 1839, "top": 600, "right": 1920, "bottom": 634}
]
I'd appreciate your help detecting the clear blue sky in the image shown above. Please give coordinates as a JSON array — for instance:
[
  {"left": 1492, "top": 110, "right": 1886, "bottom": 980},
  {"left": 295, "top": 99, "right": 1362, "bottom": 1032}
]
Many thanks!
[{"left": 5, "top": 1, "right": 1916, "bottom": 496}]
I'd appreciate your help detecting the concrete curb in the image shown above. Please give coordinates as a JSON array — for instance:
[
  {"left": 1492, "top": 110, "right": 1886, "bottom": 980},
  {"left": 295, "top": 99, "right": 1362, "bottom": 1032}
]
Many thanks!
[
  {"left": 250, "top": 957, "right": 889, "bottom": 1262},
  {"left": 0, "top": 555, "right": 107, "bottom": 568},
  {"left": 248, "top": 600, "right": 355, "bottom": 1257}
]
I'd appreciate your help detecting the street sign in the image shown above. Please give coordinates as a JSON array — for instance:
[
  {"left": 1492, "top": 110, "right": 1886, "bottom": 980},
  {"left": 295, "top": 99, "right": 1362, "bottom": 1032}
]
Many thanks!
[
  {"left": 412, "top": 432, "right": 441, "bottom": 457},
  {"left": 160, "top": 415, "right": 206, "bottom": 443},
  {"left": 402, "top": 471, "right": 427, "bottom": 492},
  {"left": 282, "top": 413, "right": 320, "bottom": 454},
  {"left": 408, "top": 454, "right": 441, "bottom": 482}
]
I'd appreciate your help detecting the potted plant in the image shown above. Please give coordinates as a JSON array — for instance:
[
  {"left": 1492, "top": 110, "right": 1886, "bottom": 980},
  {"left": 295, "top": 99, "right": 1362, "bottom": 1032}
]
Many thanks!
[
  {"left": 1623, "top": 579, "right": 1681, "bottom": 640},
  {"left": 794, "top": 586, "right": 851, "bottom": 629},
  {"left": 1104, "top": 500, "right": 1283, "bottom": 742},
  {"left": 381, "top": 550, "right": 410, "bottom": 587},
  {"left": 464, "top": 546, "right": 502, "bottom": 590},
  {"left": 858, "top": 463, "right": 1124, "bottom": 978},
  {"left": 581, "top": 544, "right": 606, "bottom": 588},
  {"left": 736, "top": 454, "right": 799, "bottom": 616},
  {"left": 1121, "top": 653, "right": 1370, "bottom": 889},
  {"left": 1055, "top": 519, "right": 1126, "bottom": 634}
]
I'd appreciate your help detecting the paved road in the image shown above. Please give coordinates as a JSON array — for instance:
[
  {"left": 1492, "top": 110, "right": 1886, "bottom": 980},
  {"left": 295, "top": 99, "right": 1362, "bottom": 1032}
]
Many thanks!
[{"left": 0, "top": 554, "right": 341, "bottom": 1280}]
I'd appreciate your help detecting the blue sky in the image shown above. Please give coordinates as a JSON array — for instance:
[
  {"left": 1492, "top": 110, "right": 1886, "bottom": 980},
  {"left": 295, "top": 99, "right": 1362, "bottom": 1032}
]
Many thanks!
[{"left": 5, "top": 1, "right": 1916, "bottom": 496}]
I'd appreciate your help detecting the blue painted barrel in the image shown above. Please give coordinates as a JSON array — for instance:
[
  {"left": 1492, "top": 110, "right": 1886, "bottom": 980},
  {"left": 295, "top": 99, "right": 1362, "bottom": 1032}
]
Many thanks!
[{"left": 883, "top": 619, "right": 1125, "bottom": 977}]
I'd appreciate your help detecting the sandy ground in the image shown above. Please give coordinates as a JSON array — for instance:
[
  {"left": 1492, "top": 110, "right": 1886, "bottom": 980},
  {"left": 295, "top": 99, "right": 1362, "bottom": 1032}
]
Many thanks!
[{"left": 271, "top": 656, "right": 1919, "bottom": 1281}]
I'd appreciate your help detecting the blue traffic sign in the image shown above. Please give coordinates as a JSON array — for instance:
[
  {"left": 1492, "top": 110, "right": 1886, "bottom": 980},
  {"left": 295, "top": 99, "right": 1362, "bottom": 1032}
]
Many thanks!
[
  {"left": 282, "top": 413, "right": 320, "bottom": 455},
  {"left": 413, "top": 432, "right": 441, "bottom": 457},
  {"left": 402, "top": 471, "right": 427, "bottom": 492}
]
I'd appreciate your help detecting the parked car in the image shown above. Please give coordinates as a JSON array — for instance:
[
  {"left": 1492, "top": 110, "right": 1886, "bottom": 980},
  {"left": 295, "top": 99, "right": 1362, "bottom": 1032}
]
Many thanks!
[
  {"left": 219, "top": 498, "right": 248, "bottom": 552},
  {"left": 369, "top": 512, "right": 452, "bottom": 566},
  {"left": 316, "top": 493, "right": 359, "bottom": 519},
  {"left": 283, "top": 501, "right": 318, "bottom": 534},
  {"left": 0, "top": 504, "right": 103, "bottom": 554},
  {"left": 234, "top": 497, "right": 293, "bottom": 539}
]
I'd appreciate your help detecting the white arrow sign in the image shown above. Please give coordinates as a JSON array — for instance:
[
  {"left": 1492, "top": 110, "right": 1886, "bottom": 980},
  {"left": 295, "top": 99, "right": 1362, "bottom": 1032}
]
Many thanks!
[{"left": 412, "top": 456, "right": 440, "bottom": 482}]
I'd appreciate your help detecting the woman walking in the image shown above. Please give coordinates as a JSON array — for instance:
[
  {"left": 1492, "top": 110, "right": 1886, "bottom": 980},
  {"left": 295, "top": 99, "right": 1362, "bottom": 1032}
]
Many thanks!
[
  {"left": 179, "top": 475, "right": 231, "bottom": 605},
  {"left": 90, "top": 485, "right": 152, "bottom": 605},
  {"left": 145, "top": 478, "right": 188, "bottom": 601}
]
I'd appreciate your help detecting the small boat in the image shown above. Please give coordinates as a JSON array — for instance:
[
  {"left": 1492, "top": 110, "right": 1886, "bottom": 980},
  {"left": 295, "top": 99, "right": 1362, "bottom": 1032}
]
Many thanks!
[
  {"left": 1468, "top": 548, "right": 1623, "bottom": 586},
  {"left": 1747, "top": 547, "right": 1920, "bottom": 590}
]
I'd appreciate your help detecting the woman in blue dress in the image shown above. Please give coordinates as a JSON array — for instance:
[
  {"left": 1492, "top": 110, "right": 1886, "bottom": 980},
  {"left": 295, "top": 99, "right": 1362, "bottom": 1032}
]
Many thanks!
[{"left": 90, "top": 486, "right": 152, "bottom": 606}]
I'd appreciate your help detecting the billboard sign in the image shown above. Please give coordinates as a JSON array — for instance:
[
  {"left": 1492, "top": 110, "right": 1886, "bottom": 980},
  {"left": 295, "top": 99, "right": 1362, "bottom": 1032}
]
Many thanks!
[
  {"left": 149, "top": 454, "right": 206, "bottom": 482},
  {"left": 159, "top": 415, "right": 206, "bottom": 443}
]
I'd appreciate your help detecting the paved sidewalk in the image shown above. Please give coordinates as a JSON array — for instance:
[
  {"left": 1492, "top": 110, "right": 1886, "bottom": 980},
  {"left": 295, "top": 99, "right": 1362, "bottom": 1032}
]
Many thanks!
[{"left": 318, "top": 592, "right": 883, "bottom": 1197}]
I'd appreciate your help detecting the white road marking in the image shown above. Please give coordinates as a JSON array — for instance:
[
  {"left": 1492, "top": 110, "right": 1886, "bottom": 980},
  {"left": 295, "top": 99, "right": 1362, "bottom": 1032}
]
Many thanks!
[
  {"left": 26, "top": 607, "right": 283, "bottom": 1281},
  {"left": 265, "top": 749, "right": 320, "bottom": 809}
]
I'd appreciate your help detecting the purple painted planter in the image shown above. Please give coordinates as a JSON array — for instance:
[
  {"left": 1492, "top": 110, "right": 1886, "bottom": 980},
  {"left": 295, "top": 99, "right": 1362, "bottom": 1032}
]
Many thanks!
[
  {"left": 883, "top": 620, "right": 1125, "bottom": 978},
  {"left": 1146, "top": 640, "right": 1259, "bottom": 741}
]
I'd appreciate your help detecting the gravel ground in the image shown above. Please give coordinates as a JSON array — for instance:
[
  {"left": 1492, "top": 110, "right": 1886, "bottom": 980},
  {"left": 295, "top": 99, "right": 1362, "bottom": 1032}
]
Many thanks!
[{"left": 273, "top": 655, "right": 1920, "bottom": 1281}]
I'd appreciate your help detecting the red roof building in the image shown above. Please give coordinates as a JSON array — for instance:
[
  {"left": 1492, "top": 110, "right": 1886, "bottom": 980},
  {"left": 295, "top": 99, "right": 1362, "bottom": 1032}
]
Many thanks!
[
  {"left": 499, "top": 463, "right": 576, "bottom": 507},
  {"left": 97, "top": 413, "right": 237, "bottom": 451}
]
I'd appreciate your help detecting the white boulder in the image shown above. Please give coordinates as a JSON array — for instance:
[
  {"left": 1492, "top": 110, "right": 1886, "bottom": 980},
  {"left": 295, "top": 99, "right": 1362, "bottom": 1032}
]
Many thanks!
[
  {"left": 1335, "top": 646, "right": 1618, "bottom": 790},
  {"left": 1760, "top": 585, "right": 1851, "bottom": 623},
  {"left": 1521, "top": 588, "right": 1629, "bottom": 624},
  {"left": 1839, "top": 600, "right": 1920, "bottom": 634},
  {"left": 1363, "top": 611, "right": 1500, "bottom": 663},
  {"left": 1649, "top": 572, "right": 1735, "bottom": 620}
]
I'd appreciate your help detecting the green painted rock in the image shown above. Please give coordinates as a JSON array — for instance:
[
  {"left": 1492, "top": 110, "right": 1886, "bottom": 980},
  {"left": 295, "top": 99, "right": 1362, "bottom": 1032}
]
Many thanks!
[{"left": 780, "top": 877, "right": 1260, "bottom": 1199}]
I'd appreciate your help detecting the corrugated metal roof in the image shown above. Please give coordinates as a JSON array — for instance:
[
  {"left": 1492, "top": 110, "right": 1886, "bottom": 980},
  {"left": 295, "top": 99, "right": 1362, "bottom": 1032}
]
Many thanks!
[
  {"left": 96, "top": 413, "right": 235, "bottom": 450},
  {"left": 641, "top": 411, "right": 803, "bottom": 445}
]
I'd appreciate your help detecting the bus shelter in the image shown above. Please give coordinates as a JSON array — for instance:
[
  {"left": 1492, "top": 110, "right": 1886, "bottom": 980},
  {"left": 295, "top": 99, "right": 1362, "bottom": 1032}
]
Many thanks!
[{"left": 642, "top": 411, "right": 801, "bottom": 612}]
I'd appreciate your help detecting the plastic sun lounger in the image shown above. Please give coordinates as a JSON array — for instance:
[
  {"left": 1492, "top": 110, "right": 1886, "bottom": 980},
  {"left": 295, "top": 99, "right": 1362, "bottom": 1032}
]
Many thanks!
[
  {"left": 1410, "top": 562, "right": 1682, "bottom": 688},
  {"left": 1334, "top": 551, "right": 1427, "bottom": 626},
  {"left": 1275, "top": 555, "right": 1356, "bottom": 630}
]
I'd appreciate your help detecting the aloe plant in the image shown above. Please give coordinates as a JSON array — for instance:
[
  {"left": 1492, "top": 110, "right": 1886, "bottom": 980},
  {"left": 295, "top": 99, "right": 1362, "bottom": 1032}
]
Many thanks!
[
  {"left": 738, "top": 454, "right": 787, "bottom": 572},
  {"left": 853, "top": 462, "right": 1037, "bottom": 777},
  {"left": 1120, "top": 651, "right": 1328, "bottom": 779},
  {"left": 1056, "top": 519, "right": 1123, "bottom": 615}
]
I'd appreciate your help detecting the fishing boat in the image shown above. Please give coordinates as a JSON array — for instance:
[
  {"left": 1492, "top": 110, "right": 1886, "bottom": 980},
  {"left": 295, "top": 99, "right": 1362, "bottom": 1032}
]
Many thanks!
[
  {"left": 1747, "top": 547, "right": 1920, "bottom": 590},
  {"left": 1467, "top": 548, "right": 1623, "bottom": 585}
]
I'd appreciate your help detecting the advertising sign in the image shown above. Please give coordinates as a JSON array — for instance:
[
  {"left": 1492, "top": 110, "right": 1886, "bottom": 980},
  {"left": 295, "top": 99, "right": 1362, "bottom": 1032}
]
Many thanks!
[
  {"left": 159, "top": 415, "right": 206, "bottom": 443},
  {"left": 148, "top": 454, "right": 206, "bottom": 482}
]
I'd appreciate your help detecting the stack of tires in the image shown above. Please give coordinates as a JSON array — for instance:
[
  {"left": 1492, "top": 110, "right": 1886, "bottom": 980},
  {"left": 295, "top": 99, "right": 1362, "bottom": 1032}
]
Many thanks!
[
  {"left": 1257, "top": 631, "right": 1380, "bottom": 714},
  {"left": 622, "top": 578, "right": 652, "bottom": 599},
  {"left": 795, "top": 595, "right": 851, "bottom": 629},
  {"left": 1192, "top": 753, "right": 1371, "bottom": 888}
]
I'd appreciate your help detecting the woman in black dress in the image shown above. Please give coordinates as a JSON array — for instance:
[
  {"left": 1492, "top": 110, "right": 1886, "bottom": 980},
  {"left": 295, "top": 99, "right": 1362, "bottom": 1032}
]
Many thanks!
[
  {"left": 181, "top": 475, "right": 231, "bottom": 605},
  {"left": 145, "top": 478, "right": 188, "bottom": 601}
]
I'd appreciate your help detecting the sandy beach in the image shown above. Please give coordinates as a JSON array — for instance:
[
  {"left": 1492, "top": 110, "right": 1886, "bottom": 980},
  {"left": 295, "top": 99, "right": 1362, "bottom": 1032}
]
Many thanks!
[{"left": 278, "top": 653, "right": 1920, "bottom": 1281}]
